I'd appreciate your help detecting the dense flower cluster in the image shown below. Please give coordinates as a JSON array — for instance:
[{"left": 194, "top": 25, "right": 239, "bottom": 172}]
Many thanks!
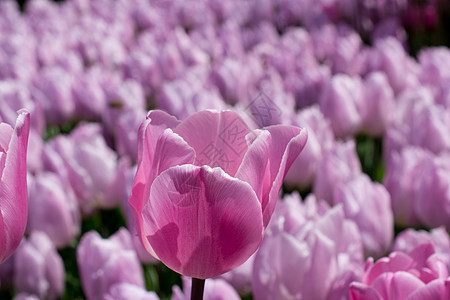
[{"left": 0, "top": 0, "right": 449, "bottom": 299}]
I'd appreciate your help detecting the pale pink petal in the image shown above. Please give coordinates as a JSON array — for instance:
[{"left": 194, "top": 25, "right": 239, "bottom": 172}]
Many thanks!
[
  {"left": 0, "top": 111, "right": 30, "bottom": 262},
  {"left": 406, "top": 278, "right": 450, "bottom": 300},
  {"left": 371, "top": 272, "right": 393, "bottom": 299},
  {"left": 364, "top": 252, "right": 414, "bottom": 285},
  {"left": 143, "top": 165, "right": 263, "bottom": 279},
  {"left": 261, "top": 126, "right": 308, "bottom": 227},
  {"left": 349, "top": 282, "right": 383, "bottom": 300},
  {"left": 236, "top": 125, "right": 307, "bottom": 227},
  {"left": 234, "top": 130, "right": 271, "bottom": 207},
  {"left": 137, "top": 110, "right": 180, "bottom": 165},
  {"left": 129, "top": 129, "right": 195, "bottom": 258},
  {"left": 389, "top": 271, "right": 426, "bottom": 299},
  {"left": 173, "top": 110, "right": 252, "bottom": 175},
  {"left": 0, "top": 123, "right": 13, "bottom": 153}
]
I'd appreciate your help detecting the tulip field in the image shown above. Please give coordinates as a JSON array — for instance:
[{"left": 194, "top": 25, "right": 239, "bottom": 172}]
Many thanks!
[{"left": 1, "top": 0, "right": 450, "bottom": 299}]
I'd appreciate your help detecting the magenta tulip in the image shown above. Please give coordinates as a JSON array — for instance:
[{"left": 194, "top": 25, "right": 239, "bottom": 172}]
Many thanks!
[
  {"left": 129, "top": 110, "right": 307, "bottom": 279},
  {"left": 0, "top": 110, "right": 30, "bottom": 263}
]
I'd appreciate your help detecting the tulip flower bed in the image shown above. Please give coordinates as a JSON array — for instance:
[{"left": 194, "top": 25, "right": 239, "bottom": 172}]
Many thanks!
[{"left": 1, "top": 0, "right": 450, "bottom": 299}]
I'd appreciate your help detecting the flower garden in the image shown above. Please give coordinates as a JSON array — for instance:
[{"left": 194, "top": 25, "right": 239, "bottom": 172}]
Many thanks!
[{"left": 0, "top": 0, "right": 450, "bottom": 299}]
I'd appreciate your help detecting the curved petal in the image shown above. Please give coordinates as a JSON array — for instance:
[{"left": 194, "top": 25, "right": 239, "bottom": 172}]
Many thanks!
[
  {"left": 364, "top": 252, "right": 414, "bottom": 286},
  {"left": 129, "top": 129, "right": 195, "bottom": 258},
  {"left": 143, "top": 165, "right": 263, "bottom": 279},
  {"left": 173, "top": 110, "right": 253, "bottom": 175},
  {"left": 0, "top": 110, "right": 30, "bottom": 262},
  {"left": 389, "top": 271, "right": 426, "bottom": 299},
  {"left": 236, "top": 125, "right": 308, "bottom": 227},
  {"left": 349, "top": 282, "right": 383, "bottom": 300},
  {"left": 406, "top": 278, "right": 450, "bottom": 300},
  {"left": 137, "top": 110, "right": 180, "bottom": 169},
  {"left": 0, "top": 123, "right": 13, "bottom": 154}
]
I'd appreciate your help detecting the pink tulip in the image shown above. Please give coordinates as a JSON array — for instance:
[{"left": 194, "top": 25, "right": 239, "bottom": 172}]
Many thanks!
[
  {"left": 414, "top": 153, "right": 450, "bottom": 229},
  {"left": 383, "top": 147, "right": 432, "bottom": 227},
  {"left": 32, "top": 66, "right": 76, "bottom": 125},
  {"left": 129, "top": 110, "right": 307, "bottom": 279},
  {"left": 27, "top": 171, "right": 80, "bottom": 248},
  {"left": 365, "top": 37, "right": 419, "bottom": 95},
  {"left": 120, "top": 164, "right": 158, "bottom": 264},
  {"left": 285, "top": 106, "right": 335, "bottom": 189},
  {"left": 361, "top": 72, "right": 395, "bottom": 136},
  {"left": 333, "top": 174, "right": 394, "bottom": 258},
  {"left": 13, "top": 231, "right": 65, "bottom": 300},
  {"left": 350, "top": 243, "right": 450, "bottom": 300},
  {"left": 313, "top": 140, "right": 361, "bottom": 204},
  {"left": 77, "top": 229, "right": 145, "bottom": 300},
  {"left": 43, "top": 123, "right": 122, "bottom": 213},
  {"left": 418, "top": 47, "right": 450, "bottom": 91},
  {"left": 252, "top": 194, "right": 364, "bottom": 300},
  {"left": 394, "top": 227, "right": 450, "bottom": 272},
  {"left": 0, "top": 110, "right": 30, "bottom": 263},
  {"left": 319, "top": 74, "right": 363, "bottom": 138}
]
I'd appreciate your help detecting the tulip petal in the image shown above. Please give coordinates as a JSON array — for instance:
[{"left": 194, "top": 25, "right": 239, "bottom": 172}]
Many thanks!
[
  {"left": 129, "top": 129, "right": 195, "bottom": 258},
  {"left": 174, "top": 110, "right": 253, "bottom": 175},
  {"left": 389, "top": 271, "right": 426, "bottom": 299},
  {"left": 364, "top": 252, "right": 414, "bottom": 286},
  {"left": 349, "top": 282, "right": 383, "bottom": 300},
  {"left": 262, "top": 125, "right": 307, "bottom": 227},
  {"left": 236, "top": 125, "right": 307, "bottom": 227},
  {"left": 406, "top": 278, "right": 450, "bottom": 300},
  {"left": 0, "top": 111, "right": 30, "bottom": 262},
  {"left": 0, "top": 123, "right": 13, "bottom": 153},
  {"left": 143, "top": 165, "right": 263, "bottom": 279},
  {"left": 137, "top": 110, "right": 180, "bottom": 178}
]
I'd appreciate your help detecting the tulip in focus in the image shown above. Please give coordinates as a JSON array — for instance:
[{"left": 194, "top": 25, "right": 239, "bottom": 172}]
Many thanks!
[
  {"left": 129, "top": 110, "right": 307, "bottom": 280},
  {"left": 0, "top": 110, "right": 30, "bottom": 263},
  {"left": 350, "top": 243, "right": 450, "bottom": 300}
]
